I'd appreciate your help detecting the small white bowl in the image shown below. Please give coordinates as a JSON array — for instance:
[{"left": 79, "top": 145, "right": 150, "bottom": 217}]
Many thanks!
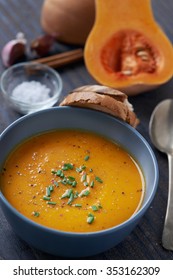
[{"left": 0, "top": 62, "right": 63, "bottom": 114}]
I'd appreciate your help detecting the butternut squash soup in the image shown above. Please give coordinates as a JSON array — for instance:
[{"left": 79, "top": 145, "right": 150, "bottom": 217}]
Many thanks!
[{"left": 1, "top": 130, "right": 145, "bottom": 232}]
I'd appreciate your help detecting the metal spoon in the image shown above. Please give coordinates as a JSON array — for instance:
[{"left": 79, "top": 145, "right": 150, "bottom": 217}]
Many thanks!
[{"left": 149, "top": 99, "right": 173, "bottom": 250}]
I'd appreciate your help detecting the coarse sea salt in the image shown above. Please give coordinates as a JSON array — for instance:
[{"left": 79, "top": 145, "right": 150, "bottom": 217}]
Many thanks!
[{"left": 11, "top": 81, "right": 51, "bottom": 104}]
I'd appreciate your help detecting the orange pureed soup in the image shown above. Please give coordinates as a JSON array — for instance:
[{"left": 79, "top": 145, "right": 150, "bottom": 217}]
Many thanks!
[{"left": 1, "top": 130, "right": 145, "bottom": 232}]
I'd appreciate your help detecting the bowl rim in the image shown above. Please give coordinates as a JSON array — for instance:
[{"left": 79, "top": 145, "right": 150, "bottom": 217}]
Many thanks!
[
  {"left": 0, "top": 62, "right": 63, "bottom": 107},
  {"left": 0, "top": 107, "right": 159, "bottom": 237}
]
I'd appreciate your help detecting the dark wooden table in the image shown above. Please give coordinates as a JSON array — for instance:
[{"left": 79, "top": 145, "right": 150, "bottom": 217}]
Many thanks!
[{"left": 0, "top": 0, "right": 173, "bottom": 260}]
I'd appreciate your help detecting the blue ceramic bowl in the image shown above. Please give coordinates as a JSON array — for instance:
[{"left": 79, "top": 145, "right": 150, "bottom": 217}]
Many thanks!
[{"left": 0, "top": 107, "right": 158, "bottom": 257}]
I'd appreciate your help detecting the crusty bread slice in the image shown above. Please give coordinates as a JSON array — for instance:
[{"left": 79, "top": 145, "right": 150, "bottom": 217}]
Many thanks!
[
  {"left": 60, "top": 85, "right": 139, "bottom": 127},
  {"left": 70, "top": 85, "right": 127, "bottom": 102}
]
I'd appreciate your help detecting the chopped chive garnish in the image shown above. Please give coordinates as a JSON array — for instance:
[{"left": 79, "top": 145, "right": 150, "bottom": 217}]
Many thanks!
[
  {"left": 60, "top": 171, "right": 64, "bottom": 178},
  {"left": 33, "top": 211, "right": 40, "bottom": 217},
  {"left": 84, "top": 155, "right": 90, "bottom": 161},
  {"left": 62, "top": 163, "right": 74, "bottom": 171},
  {"left": 49, "top": 185, "right": 54, "bottom": 192},
  {"left": 43, "top": 196, "right": 51, "bottom": 201},
  {"left": 67, "top": 176, "right": 76, "bottom": 186},
  {"left": 90, "top": 181, "right": 94, "bottom": 188},
  {"left": 66, "top": 163, "right": 74, "bottom": 170},
  {"left": 72, "top": 181, "right": 77, "bottom": 187},
  {"left": 92, "top": 205, "right": 98, "bottom": 211},
  {"left": 67, "top": 180, "right": 72, "bottom": 185},
  {"left": 50, "top": 155, "right": 104, "bottom": 217},
  {"left": 57, "top": 169, "right": 62, "bottom": 176},
  {"left": 61, "top": 178, "right": 67, "bottom": 185},
  {"left": 62, "top": 166, "right": 68, "bottom": 171},
  {"left": 76, "top": 167, "right": 82, "bottom": 173},
  {"left": 95, "top": 176, "right": 103, "bottom": 183},
  {"left": 68, "top": 176, "right": 75, "bottom": 181},
  {"left": 82, "top": 190, "right": 90, "bottom": 196},
  {"left": 61, "top": 189, "right": 73, "bottom": 199},
  {"left": 52, "top": 169, "right": 65, "bottom": 178},
  {"left": 47, "top": 201, "right": 56, "bottom": 205},
  {"left": 87, "top": 213, "right": 94, "bottom": 224},
  {"left": 67, "top": 192, "right": 74, "bottom": 205},
  {"left": 76, "top": 165, "right": 86, "bottom": 173},
  {"left": 74, "top": 191, "right": 79, "bottom": 198},
  {"left": 54, "top": 181, "right": 59, "bottom": 187},
  {"left": 74, "top": 204, "right": 82, "bottom": 207},
  {"left": 46, "top": 187, "right": 51, "bottom": 197},
  {"left": 79, "top": 188, "right": 90, "bottom": 197},
  {"left": 81, "top": 173, "right": 87, "bottom": 182}
]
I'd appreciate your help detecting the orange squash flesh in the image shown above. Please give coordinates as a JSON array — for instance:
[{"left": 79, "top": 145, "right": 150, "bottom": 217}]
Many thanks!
[{"left": 84, "top": 0, "right": 173, "bottom": 95}]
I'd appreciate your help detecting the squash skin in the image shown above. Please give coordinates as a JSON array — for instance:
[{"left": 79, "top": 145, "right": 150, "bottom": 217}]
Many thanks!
[
  {"left": 41, "top": 0, "right": 95, "bottom": 45},
  {"left": 84, "top": 0, "right": 173, "bottom": 95}
]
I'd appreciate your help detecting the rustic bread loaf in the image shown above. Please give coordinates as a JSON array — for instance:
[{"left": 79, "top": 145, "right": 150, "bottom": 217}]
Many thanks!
[{"left": 60, "top": 85, "right": 139, "bottom": 127}]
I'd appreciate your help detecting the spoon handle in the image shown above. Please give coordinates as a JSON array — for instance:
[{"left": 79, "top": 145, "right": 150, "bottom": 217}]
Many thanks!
[{"left": 162, "top": 154, "right": 173, "bottom": 250}]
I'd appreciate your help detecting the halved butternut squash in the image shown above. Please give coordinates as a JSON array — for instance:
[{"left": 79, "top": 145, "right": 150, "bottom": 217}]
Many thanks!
[{"left": 84, "top": 0, "right": 173, "bottom": 95}]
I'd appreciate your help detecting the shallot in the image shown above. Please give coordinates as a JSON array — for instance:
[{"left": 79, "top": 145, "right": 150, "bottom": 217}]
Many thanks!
[{"left": 1, "top": 33, "right": 27, "bottom": 67}]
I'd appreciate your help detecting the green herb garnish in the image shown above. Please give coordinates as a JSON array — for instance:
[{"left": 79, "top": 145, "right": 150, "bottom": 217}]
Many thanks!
[
  {"left": 79, "top": 188, "right": 90, "bottom": 197},
  {"left": 84, "top": 155, "right": 90, "bottom": 161},
  {"left": 60, "top": 171, "right": 65, "bottom": 178},
  {"left": 76, "top": 167, "right": 82, "bottom": 173},
  {"left": 67, "top": 176, "right": 76, "bottom": 186},
  {"left": 33, "top": 211, "right": 40, "bottom": 217},
  {"left": 68, "top": 176, "right": 75, "bottom": 181},
  {"left": 90, "top": 181, "right": 94, "bottom": 188},
  {"left": 72, "top": 181, "right": 77, "bottom": 187},
  {"left": 87, "top": 213, "right": 94, "bottom": 224},
  {"left": 61, "top": 178, "right": 67, "bottom": 185},
  {"left": 61, "top": 189, "right": 73, "bottom": 199},
  {"left": 95, "top": 176, "right": 103, "bottom": 183},
  {"left": 46, "top": 185, "right": 54, "bottom": 197},
  {"left": 49, "top": 185, "right": 54, "bottom": 192},
  {"left": 47, "top": 201, "right": 56, "bottom": 205},
  {"left": 76, "top": 165, "right": 86, "bottom": 173},
  {"left": 91, "top": 205, "right": 98, "bottom": 211},
  {"left": 50, "top": 155, "right": 103, "bottom": 223},
  {"left": 52, "top": 169, "right": 64, "bottom": 178},
  {"left": 43, "top": 196, "right": 51, "bottom": 201},
  {"left": 54, "top": 181, "right": 59, "bottom": 187},
  {"left": 46, "top": 187, "right": 51, "bottom": 197},
  {"left": 82, "top": 190, "right": 90, "bottom": 196},
  {"left": 81, "top": 173, "right": 87, "bottom": 182},
  {"left": 62, "top": 163, "right": 74, "bottom": 171},
  {"left": 67, "top": 192, "right": 74, "bottom": 205},
  {"left": 56, "top": 169, "right": 62, "bottom": 176},
  {"left": 74, "top": 191, "right": 79, "bottom": 198}
]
